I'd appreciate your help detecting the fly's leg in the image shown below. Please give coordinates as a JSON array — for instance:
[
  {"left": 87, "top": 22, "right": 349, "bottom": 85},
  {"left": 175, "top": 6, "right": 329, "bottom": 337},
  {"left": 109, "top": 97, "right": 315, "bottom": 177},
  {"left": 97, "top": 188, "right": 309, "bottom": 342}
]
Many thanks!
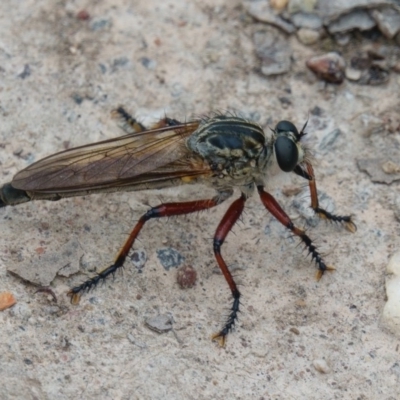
[
  {"left": 112, "top": 106, "right": 182, "bottom": 134},
  {"left": 258, "top": 186, "right": 334, "bottom": 281},
  {"left": 67, "top": 191, "right": 233, "bottom": 304},
  {"left": 294, "top": 162, "right": 357, "bottom": 233},
  {"left": 112, "top": 106, "right": 147, "bottom": 133},
  {"left": 211, "top": 194, "right": 247, "bottom": 347}
]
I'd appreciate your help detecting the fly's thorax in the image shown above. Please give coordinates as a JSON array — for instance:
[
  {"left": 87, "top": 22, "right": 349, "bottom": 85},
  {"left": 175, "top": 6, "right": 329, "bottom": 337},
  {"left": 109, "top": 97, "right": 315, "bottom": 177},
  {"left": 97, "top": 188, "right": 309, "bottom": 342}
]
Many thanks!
[
  {"left": 187, "top": 115, "right": 265, "bottom": 161},
  {"left": 187, "top": 115, "right": 266, "bottom": 184}
]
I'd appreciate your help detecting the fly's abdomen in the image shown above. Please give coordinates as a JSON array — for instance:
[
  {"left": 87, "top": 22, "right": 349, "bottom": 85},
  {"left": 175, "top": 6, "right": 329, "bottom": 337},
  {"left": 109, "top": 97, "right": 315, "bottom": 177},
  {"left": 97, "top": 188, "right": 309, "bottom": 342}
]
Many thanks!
[
  {"left": 0, "top": 183, "right": 31, "bottom": 206},
  {"left": 0, "top": 182, "right": 62, "bottom": 206}
]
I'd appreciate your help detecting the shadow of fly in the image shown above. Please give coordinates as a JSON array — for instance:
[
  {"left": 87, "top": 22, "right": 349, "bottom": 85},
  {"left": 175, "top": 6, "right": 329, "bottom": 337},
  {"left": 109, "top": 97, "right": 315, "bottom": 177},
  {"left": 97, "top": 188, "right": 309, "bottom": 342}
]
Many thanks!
[{"left": 0, "top": 107, "right": 356, "bottom": 346}]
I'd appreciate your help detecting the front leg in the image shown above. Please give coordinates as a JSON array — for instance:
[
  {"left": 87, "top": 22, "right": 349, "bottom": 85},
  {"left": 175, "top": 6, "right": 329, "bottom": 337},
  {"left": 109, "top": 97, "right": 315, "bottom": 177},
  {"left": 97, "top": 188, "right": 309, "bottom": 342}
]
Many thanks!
[
  {"left": 258, "top": 186, "right": 334, "bottom": 281},
  {"left": 294, "top": 162, "right": 357, "bottom": 233}
]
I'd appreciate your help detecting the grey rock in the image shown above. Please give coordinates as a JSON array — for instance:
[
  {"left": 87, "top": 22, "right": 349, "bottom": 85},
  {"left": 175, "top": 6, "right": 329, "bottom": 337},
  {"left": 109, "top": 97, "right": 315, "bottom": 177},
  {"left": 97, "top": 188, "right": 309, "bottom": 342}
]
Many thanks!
[
  {"left": 288, "top": 0, "right": 318, "bottom": 14},
  {"left": 7, "top": 239, "right": 82, "bottom": 286},
  {"left": 357, "top": 158, "right": 400, "bottom": 184},
  {"left": 292, "top": 12, "right": 323, "bottom": 29},
  {"left": 317, "top": 0, "right": 400, "bottom": 22},
  {"left": 156, "top": 247, "right": 184, "bottom": 270},
  {"left": 327, "top": 9, "right": 376, "bottom": 34},
  {"left": 244, "top": 1, "right": 296, "bottom": 34},
  {"left": 371, "top": 7, "right": 400, "bottom": 38}
]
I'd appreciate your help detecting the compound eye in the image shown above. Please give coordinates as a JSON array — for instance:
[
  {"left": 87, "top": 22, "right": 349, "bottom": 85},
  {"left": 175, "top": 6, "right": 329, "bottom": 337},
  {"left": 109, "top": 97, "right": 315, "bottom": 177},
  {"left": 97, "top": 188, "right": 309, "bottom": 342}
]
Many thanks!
[
  {"left": 274, "top": 136, "right": 299, "bottom": 172},
  {"left": 275, "top": 120, "right": 299, "bottom": 137}
]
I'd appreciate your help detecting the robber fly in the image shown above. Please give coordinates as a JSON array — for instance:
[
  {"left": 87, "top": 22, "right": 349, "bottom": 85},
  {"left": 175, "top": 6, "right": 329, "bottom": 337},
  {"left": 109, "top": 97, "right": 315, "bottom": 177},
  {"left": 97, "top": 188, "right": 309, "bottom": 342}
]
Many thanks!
[{"left": 0, "top": 107, "right": 356, "bottom": 346}]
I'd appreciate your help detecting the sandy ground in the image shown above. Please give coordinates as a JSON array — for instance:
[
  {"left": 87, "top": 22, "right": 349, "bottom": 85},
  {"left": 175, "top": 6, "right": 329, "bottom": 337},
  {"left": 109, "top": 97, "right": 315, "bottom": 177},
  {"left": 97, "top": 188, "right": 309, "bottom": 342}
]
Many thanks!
[{"left": 0, "top": 1, "right": 400, "bottom": 399}]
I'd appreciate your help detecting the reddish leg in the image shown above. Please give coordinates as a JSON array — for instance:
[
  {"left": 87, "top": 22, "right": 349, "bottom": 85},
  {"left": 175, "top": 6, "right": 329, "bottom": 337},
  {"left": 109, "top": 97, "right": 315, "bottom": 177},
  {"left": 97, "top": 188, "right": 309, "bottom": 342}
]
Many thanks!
[
  {"left": 68, "top": 197, "right": 224, "bottom": 304},
  {"left": 305, "top": 162, "right": 356, "bottom": 232},
  {"left": 257, "top": 186, "right": 334, "bottom": 281},
  {"left": 295, "top": 162, "right": 356, "bottom": 233},
  {"left": 211, "top": 194, "right": 246, "bottom": 347}
]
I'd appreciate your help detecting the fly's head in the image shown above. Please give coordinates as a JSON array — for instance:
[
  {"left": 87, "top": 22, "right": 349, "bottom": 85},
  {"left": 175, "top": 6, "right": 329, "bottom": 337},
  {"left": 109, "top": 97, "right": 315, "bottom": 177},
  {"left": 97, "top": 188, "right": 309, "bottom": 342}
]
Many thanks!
[{"left": 272, "top": 120, "right": 309, "bottom": 173}]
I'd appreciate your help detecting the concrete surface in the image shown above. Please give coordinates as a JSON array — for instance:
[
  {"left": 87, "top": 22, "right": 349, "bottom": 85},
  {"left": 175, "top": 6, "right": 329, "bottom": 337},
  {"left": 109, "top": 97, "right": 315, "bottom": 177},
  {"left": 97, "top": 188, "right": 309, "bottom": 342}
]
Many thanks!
[{"left": 0, "top": 1, "right": 399, "bottom": 399}]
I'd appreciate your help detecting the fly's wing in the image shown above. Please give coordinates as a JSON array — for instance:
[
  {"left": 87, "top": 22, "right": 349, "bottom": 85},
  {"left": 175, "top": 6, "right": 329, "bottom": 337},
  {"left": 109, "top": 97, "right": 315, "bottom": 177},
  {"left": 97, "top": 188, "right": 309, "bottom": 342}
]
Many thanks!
[{"left": 12, "top": 121, "right": 212, "bottom": 193}]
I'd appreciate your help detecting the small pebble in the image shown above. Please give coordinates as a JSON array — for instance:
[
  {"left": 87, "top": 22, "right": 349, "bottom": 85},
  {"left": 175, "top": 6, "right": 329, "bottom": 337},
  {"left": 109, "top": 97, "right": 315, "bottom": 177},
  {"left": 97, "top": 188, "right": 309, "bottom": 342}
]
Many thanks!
[
  {"left": 0, "top": 292, "right": 16, "bottom": 311},
  {"left": 381, "top": 160, "right": 400, "bottom": 175},
  {"left": 313, "top": 359, "right": 330, "bottom": 374},
  {"left": 145, "top": 314, "right": 173, "bottom": 333},
  {"left": 76, "top": 10, "right": 90, "bottom": 20},
  {"left": 297, "top": 28, "right": 320, "bottom": 45},
  {"left": 90, "top": 18, "right": 111, "bottom": 31},
  {"left": 17, "top": 64, "right": 31, "bottom": 79},
  {"left": 177, "top": 265, "right": 197, "bottom": 289},
  {"left": 306, "top": 52, "right": 346, "bottom": 84},
  {"left": 130, "top": 249, "right": 147, "bottom": 271},
  {"left": 345, "top": 67, "right": 362, "bottom": 81},
  {"left": 270, "top": 0, "right": 289, "bottom": 11},
  {"left": 282, "top": 185, "right": 302, "bottom": 197}
]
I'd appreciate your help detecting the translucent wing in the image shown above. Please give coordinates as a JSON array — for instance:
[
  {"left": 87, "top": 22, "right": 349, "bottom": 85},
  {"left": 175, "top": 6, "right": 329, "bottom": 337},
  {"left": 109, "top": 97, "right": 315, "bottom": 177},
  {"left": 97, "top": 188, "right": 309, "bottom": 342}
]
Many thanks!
[{"left": 12, "top": 121, "right": 212, "bottom": 193}]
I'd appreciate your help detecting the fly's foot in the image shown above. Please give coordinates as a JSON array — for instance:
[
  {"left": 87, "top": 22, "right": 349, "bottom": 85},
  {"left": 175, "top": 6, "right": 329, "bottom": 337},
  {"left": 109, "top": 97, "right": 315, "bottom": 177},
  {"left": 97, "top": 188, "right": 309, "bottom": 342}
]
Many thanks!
[
  {"left": 67, "top": 262, "right": 122, "bottom": 304},
  {"left": 343, "top": 218, "right": 357, "bottom": 233},
  {"left": 211, "top": 331, "right": 228, "bottom": 347},
  {"left": 315, "top": 265, "right": 335, "bottom": 281},
  {"left": 67, "top": 290, "right": 82, "bottom": 305},
  {"left": 211, "top": 296, "right": 240, "bottom": 347},
  {"left": 315, "top": 207, "right": 357, "bottom": 233},
  {"left": 297, "top": 229, "right": 336, "bottom": 280}
]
